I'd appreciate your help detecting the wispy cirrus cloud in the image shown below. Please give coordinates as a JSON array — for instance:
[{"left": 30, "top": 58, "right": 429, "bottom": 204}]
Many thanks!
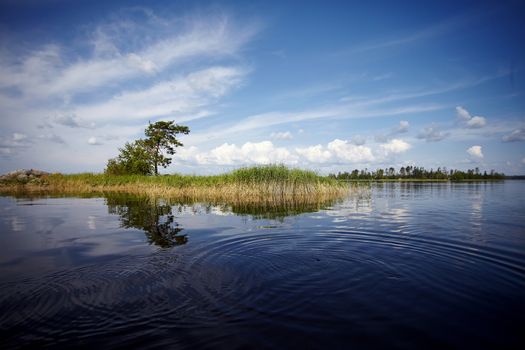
[
  {"left": 502, "top": 128, "right": 525, "bottom": 142},
  {"left": 73, "top": 66, "right": 247, "bottom": 124},
  {"left": 187, "top": 103, "right": 443, "bottom": 146},
  {"left": 0, "top": 9, "right": 258, "bottom": 170},
  {"left": 0, "top": 12, "right": 257, "bottom": 102}
]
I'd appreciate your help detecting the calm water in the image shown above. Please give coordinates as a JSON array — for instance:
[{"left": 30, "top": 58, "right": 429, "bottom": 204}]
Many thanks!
[{"left": 1, "top": 182, "right": 524, "bottom": 349}]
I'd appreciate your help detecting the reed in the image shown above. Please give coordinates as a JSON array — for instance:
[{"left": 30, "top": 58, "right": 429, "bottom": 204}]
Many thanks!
[{"left": 0, "top": 165, "right": 351, "bottom": 203}]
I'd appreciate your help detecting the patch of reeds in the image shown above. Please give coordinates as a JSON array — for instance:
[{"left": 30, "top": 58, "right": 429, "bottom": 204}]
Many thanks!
[{"left": 0, "top": 165, "right": 351, "bottom": 204}]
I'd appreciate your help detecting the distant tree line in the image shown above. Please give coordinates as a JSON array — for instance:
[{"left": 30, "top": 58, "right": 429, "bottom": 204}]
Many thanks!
[{"left": 329, "top": 166, "right": 505, "bottom": 181}]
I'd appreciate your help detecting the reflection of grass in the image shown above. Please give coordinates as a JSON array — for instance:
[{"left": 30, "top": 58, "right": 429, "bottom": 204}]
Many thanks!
[
  {"left": 225, "top": 198, "right": 341, "bottom": 220},
  {"left": 0, "top": 165, "right": 350, "bottom": 203}
]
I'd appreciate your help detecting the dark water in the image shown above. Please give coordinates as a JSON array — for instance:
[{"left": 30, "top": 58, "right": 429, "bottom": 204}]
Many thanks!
[{"left": 1, "top": 182, "right": 524, "bottom": 349}]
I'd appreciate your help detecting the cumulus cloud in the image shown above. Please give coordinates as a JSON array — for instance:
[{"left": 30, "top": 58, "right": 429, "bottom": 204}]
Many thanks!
[
  {"left": 502, "top": 128, "right": 525, "bottom": 142},
  {"left": 417, "top": 125, "right": 449, "bottom": 142},
  {"left": 295, "top": 141, "right": 375, "bottom": 164},
  {"left": 270, "top": 131, "right": 293, "bottom": 140},
  {"left": 326, "top": 139, "right": 375, "bottom": 163},
  {"left": 467, "top": 145, "right": 483, "bottom": 159},
  {"left": 182, "top": 141, "right": 297, "bottom": 165},
  {"left": 295, "top": 145, "right": 332, "bottom": 163},
  {"left": 379, "top": 138, "right": 411, "bottom": 155},
  {"left": 456, "top": 106, "right": 486, "bottom": 129},
  {"left": 175, "top": 138, "right": 389, "bottom": 166}
]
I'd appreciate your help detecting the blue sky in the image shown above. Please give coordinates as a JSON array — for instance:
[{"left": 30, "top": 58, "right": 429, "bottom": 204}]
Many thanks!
[{"left": 0, "top": 0, "right": 524, "bottom": 174}]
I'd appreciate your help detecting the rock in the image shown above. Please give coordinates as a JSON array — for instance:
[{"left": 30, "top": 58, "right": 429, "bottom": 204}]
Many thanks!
[
  {"left": 30, "top": 169, "right": 48, "bottom": 177},
  {"left": 0, "top": 169, "right": 49, "bottom": 184}
]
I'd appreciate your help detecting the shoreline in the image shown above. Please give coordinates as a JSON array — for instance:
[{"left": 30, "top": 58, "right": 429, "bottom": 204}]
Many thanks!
[
  {"left": 337, "top": 179, "right": 509, "bottom": 182},
  {"left": 0, "top": 166, "right": 352, "bottom": 204}
]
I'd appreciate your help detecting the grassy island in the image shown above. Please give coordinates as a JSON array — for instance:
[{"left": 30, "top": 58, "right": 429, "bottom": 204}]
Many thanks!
[{"left": 0, "top": 165, "right": 350, "bottom": 203}]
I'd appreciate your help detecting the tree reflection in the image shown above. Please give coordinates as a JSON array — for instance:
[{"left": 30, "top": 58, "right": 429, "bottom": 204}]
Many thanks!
[{"left": 105, "top": 193, "right": 187, "bottom": 248}]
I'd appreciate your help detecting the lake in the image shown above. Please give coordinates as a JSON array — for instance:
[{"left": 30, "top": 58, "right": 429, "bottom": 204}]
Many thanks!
[{"left": 1, "top": 181, "right": 524, "bottom": 349}]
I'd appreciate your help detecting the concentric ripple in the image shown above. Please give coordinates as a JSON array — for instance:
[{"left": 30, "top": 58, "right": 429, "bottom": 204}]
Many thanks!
[{"left": 1, "top": 182, "right": 524, "bottom": 349}]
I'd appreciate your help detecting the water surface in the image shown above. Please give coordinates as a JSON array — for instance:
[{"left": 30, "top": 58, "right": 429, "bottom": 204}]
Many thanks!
[{"left": 1, "top": 182, "right": 524, "bottom": 349}]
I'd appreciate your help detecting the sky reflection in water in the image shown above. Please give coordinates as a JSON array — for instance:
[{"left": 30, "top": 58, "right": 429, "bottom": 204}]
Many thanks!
[{"left": 0, "top": 182, "right": 524, "bottom": 349}]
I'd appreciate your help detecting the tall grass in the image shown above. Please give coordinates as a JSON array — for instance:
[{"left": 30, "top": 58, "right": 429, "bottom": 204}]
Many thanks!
[{"left": 1, "top": 165, "right": 350, "bottom": 203}]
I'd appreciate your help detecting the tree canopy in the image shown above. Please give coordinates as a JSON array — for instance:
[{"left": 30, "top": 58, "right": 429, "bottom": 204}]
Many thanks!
[
  {"left": 105, "top": 120, "right": 189, "bottom": 175},
  {"left": 144, "top": 121, "right": 190, "bottom": 175}
]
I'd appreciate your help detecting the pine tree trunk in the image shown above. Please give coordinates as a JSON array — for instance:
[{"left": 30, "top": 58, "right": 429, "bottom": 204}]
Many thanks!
[{"left": 154, "top": 142, "right": 159, "bottom": 175}]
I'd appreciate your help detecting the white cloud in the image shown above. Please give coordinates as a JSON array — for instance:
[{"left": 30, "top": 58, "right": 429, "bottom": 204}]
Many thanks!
[
  {"left": 0, "top": 10, "right": 257, "bottom": 171},
  {"left": 467, "top": 145, "right": 483, "bottom": 159},
  {"left": 0, "top": 14, "right": 257, "bottom": 101},
  {"left": 295, "top": 140, "right": 375, "bottom": 164},
  {"left": 295, "top": 145, "right": 333, "bottom": 163},
  {"left": 327, "top": 139, "right": 375, "bottom": 163},
  {"left": 172, "top": 145, "right": 201, "bottom": 163},
  {"left": 417, "top": 125, "right": 449, "bottom": 142},
  {"left": 466, "top": 116, "right": 486, "bottom": 128},
  {"left": 522, "top": 157, "right": 525, "bottom": 165},
  {"left": 379, "top": 138, "right": 411, "bottom": 155},
  {"left": 456, "top": 106, "right": 471, "bottom": 121},
  {"left": 174, "top": 138, "right": 407, "bottom": 167},
  {"left": 181, "top": 141, "right": 297, "bottom": 165},
  {"left": 502, "top": 128, "right": 525, "bottom": 142},
  {"left": 87, "top": 137, "right": 102, "bottom": 145},
  {"left": 456, "top": 106, "right": 486, "bottom": 129},
  {"left": 74, "top": 66, "right": 246, "bottom": 123},
  {"left": 270, "top": 131, "right": 293, "bottom": 140}
]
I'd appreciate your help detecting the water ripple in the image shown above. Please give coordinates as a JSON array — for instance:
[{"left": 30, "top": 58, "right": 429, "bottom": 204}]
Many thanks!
[{"left": 1, "top": 184, "right": 524, "bottom": 349}]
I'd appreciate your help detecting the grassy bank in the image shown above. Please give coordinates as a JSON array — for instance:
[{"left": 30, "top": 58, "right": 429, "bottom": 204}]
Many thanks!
[{"left": 0, "top": 165, "right": 350, "bottom": 203}]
